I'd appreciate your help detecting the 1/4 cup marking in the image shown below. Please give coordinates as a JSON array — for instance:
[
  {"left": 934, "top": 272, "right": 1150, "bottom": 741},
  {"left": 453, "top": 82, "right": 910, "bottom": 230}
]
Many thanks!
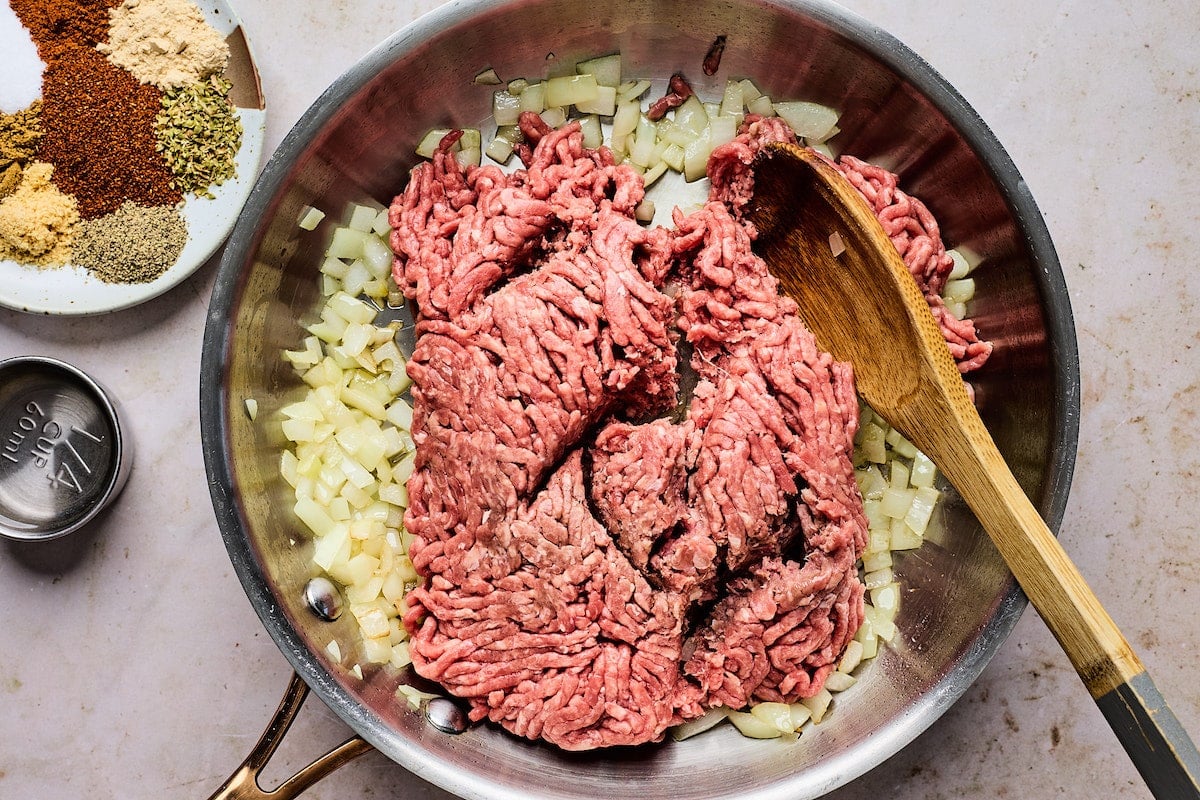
[{"left": 2, "top": 400, "right": 107, "bottom": 494}]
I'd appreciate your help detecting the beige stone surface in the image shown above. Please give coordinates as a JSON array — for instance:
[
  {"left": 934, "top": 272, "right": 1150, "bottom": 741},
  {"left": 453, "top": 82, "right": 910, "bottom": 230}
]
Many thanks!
[{"left": 1, "top": 1, "right": 1197, "bottom": 798}]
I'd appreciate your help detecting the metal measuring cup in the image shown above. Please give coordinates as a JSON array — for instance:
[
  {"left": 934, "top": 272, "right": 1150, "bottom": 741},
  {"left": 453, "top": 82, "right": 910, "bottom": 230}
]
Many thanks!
[{"left": 0, "top": 356, "right": 132, "bottom": 541}]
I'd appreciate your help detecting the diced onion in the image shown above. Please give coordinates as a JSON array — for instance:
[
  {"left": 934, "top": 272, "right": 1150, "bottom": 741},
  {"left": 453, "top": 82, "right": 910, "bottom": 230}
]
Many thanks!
[
  {"left": 519, "top": 81, "right": 546, "bottom": 113},
  {"left": 719, "top": 79, "right": 743, "bottom": 120},
  {"left": 396, "top": 684, "right": 440, "bottom": 710},
  {"left": 545, "top": 73, "right": 599, "bottom": 108},
  {"left": 823, "top": 672, "right": 857, "bottom": 693},
  {"left": 616, "top": 79, "right": 651, "bottom": 103},
  {"left": 904, "top": 486, "right": 940, "bottom": 536},
  {"left": 347, "top": 204, "right": 378, "bottom": 232},
  {"left": 576, "top": 85, "right": 616, "bottom": 116},
  {"left": 881, "top": 487, "right": 916, "bottom": 519},
  {"left": 540, "top": 106, "right": 567, "bottom": 129},
  {"left": 787, "top": 703, "right": 812, "bottom": 730},
  {"left": 278, "top": 205, "right": 419, "bottom": 684},
  {"left": 298, "top": 206, "right": 325, "bottom": 230},
  {"left": 727, "top": 709, "right": 787, "bottom": 739},
  {"left": 750, "top": 702, "right": 795, "bottom": 733},
  {"left": 746, "top": 93, "right": 774, "bottom": 117},
  {"left": 829, "top": 231, "right": 845, "bottom": 257},
  {"left": 943, "top": 278, "right": 976, "bottom": 305},
  {"left": 738, "top": 78, "right": 763, "bottom": 103},
  {"left": 947, "top": 248, "right": 973, "bottom": 279},
  {"left": 838, "top": 640, "right": 864, "bottom": 674},
  {"left": 575, "top": 53, "right": 622, "bottom": 87},
  {"left": 415, "top": 128, "right": 453, "bottom": 158},
  {"left": 473, "top": 67, "right": 501, "bottom": 85},
  {"left": 670, "top": 707, "right": 729, "bottom": 741},
  {"left": 801, "top": 689, "right": 833, "bottom": 724},
  {"left": 493, "top": 90, "right": 522, "bottom": 126},
  {"left": 674, "top": 95, "right": 708, "bottom": 134},
  {"left": 772, "top": 100, "right": 840, "bottom": 143}
]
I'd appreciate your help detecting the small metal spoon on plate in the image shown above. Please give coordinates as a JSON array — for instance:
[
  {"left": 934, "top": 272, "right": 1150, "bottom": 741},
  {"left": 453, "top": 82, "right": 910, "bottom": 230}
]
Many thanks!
[{"left": 747, "top": 141, "right": 1200, "bottom": 799}]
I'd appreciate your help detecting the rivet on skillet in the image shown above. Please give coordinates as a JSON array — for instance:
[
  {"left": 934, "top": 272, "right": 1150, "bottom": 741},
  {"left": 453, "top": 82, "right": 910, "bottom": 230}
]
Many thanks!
[
  {"left": 303, "top": 576, "right": 343, "bottom": 621},
  {"left": 425, "top": 697, "right": 468, "bottom": 734}
]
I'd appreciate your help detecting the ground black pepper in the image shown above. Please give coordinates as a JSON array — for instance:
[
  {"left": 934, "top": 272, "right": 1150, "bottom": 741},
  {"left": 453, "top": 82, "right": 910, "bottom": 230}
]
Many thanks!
[{"left": 72, "top": 200, "right": 186, "bottom": 282}]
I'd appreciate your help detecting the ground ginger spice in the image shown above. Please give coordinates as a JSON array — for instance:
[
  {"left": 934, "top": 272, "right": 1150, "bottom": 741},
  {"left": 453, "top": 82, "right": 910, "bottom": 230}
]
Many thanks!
[
  {"left": 0, "top": 162, "right": 79, "bottom": 267},
  {"left": 98, "top": 0, "right": 230, "bottom": 90}
]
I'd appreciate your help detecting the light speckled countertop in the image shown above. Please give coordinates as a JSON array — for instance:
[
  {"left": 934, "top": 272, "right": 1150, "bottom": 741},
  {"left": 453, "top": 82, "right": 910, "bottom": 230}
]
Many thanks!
[{"left": 2, "top": 1, "right": 1198, "bottom": 797}]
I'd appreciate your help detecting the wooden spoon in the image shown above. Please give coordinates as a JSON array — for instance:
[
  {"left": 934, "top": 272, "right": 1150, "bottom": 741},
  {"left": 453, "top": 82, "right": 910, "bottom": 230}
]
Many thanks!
[{"left": 748, "top": 141, "right": 1200, "bottom": 799}]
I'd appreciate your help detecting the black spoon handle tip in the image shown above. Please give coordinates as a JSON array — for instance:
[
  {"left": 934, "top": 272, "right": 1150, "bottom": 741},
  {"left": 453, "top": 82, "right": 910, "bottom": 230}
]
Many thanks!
[{"left": 1097, "top": 670, "right": 1200, "bottom": 799}]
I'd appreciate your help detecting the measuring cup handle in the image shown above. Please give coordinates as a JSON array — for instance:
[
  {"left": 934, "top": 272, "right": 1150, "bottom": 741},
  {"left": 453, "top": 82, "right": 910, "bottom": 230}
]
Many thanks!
[{"left": 207, "top": 671, "right": 373, "bottom": 800}]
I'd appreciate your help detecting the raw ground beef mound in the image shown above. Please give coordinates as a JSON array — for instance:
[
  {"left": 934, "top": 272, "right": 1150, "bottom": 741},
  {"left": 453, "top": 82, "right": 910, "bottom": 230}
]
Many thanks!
[{"left": 390, "top": 113, "right": 984, "bottom": 750}]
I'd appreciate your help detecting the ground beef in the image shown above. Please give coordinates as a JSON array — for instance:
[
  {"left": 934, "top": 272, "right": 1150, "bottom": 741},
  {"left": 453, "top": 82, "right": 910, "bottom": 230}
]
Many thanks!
[
  {"left": 390, "top": 110, "right": 962, "bottom": 751},
  {"left": 590, "top": 418, "right": 694, "bottom": 574},
  {"left": 707, "top": 116, "right": 993, "bottom": 374},
  {"left": 406, "top": 450, "right": 694, "bottom": 749}
]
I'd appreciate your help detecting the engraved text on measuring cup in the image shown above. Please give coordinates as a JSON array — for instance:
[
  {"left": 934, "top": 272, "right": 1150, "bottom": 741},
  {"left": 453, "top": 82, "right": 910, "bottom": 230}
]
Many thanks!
[{"left": 2, "top": 401, "right": 106, "bottom": 493}]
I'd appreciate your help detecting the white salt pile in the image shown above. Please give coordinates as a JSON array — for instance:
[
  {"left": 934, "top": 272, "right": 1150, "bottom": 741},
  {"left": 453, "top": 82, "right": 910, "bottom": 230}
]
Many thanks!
[{"left": 0, "top": 1, "right": 44, "bottom": 114}]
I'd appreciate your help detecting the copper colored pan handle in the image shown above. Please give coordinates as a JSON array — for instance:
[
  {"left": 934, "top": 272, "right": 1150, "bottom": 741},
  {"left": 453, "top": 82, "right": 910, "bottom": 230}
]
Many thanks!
[{"left": 208, "top": 672, "right": 373, "bottom": 800}]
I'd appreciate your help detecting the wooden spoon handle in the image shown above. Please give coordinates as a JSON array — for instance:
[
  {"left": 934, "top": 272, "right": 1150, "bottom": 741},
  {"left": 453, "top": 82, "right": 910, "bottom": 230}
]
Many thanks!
[
  {"left": 748, "top": 141, "right": 1197, "bottom": 794},
  {"left": 1097, "top": 672, "right": 1200, "bottom": 798},
  {"left": 945, "top": 427, "right": 1200, "bottom": 797}
]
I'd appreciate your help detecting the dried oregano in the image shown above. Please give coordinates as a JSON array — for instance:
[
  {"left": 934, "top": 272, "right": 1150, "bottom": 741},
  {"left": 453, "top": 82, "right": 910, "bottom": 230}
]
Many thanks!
[{"left": 154, "top": 75, "right": 243, "bottom": 199}]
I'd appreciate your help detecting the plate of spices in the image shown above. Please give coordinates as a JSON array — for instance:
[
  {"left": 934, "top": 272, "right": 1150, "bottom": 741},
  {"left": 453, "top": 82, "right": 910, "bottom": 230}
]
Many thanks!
[{"left": 0, "top": 0, "right": 265, "bottom": 315}]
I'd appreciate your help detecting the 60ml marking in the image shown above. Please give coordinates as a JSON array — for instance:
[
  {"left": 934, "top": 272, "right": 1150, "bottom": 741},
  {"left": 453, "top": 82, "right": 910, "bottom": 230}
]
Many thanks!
[{"left": 2, "top": 400, "right": 106, "bottom": 494}]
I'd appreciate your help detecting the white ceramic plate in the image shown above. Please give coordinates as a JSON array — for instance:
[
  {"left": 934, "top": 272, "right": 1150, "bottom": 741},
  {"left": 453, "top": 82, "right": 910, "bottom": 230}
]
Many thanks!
[{"left": 0, "top": 0, "right": 265, "bottom": 315}]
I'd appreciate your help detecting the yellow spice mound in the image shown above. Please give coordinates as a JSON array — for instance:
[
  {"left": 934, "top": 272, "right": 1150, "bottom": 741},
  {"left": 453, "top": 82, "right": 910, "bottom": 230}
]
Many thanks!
[{"left": 0, "top": 162, "right": 79, "bottom": 267}]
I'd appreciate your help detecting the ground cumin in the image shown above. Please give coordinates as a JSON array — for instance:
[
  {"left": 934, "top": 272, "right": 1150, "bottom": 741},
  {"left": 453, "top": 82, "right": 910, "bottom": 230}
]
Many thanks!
[
  {"left": 0, "top": 101, "right": 43, "bottom": 173},
  {"left": 0, "top": 102, "right": 43, "bottom": 199}
]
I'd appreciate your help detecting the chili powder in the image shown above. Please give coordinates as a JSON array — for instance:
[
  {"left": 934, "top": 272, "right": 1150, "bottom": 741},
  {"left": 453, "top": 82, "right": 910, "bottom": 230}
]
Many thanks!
[{"left": 10, "top": 0, "right": 182, "bottom": 219}]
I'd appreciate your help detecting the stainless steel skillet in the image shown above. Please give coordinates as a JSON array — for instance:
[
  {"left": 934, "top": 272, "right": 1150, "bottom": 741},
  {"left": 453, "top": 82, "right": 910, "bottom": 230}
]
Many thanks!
[{"left": 199, "top": 1, "right": 1079, "bottom": 797}]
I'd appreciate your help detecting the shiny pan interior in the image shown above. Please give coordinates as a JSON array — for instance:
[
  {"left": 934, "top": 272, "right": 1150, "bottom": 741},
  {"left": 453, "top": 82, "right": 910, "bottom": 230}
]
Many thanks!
[{"left": 200, "top": 1, "right": 1080, "bottom": 797}]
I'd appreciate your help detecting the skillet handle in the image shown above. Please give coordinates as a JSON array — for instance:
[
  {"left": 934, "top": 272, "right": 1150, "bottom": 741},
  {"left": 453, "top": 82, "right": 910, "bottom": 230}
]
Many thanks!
[{"left": 207, "top": 672, "right": 374, "bottom": 800}]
